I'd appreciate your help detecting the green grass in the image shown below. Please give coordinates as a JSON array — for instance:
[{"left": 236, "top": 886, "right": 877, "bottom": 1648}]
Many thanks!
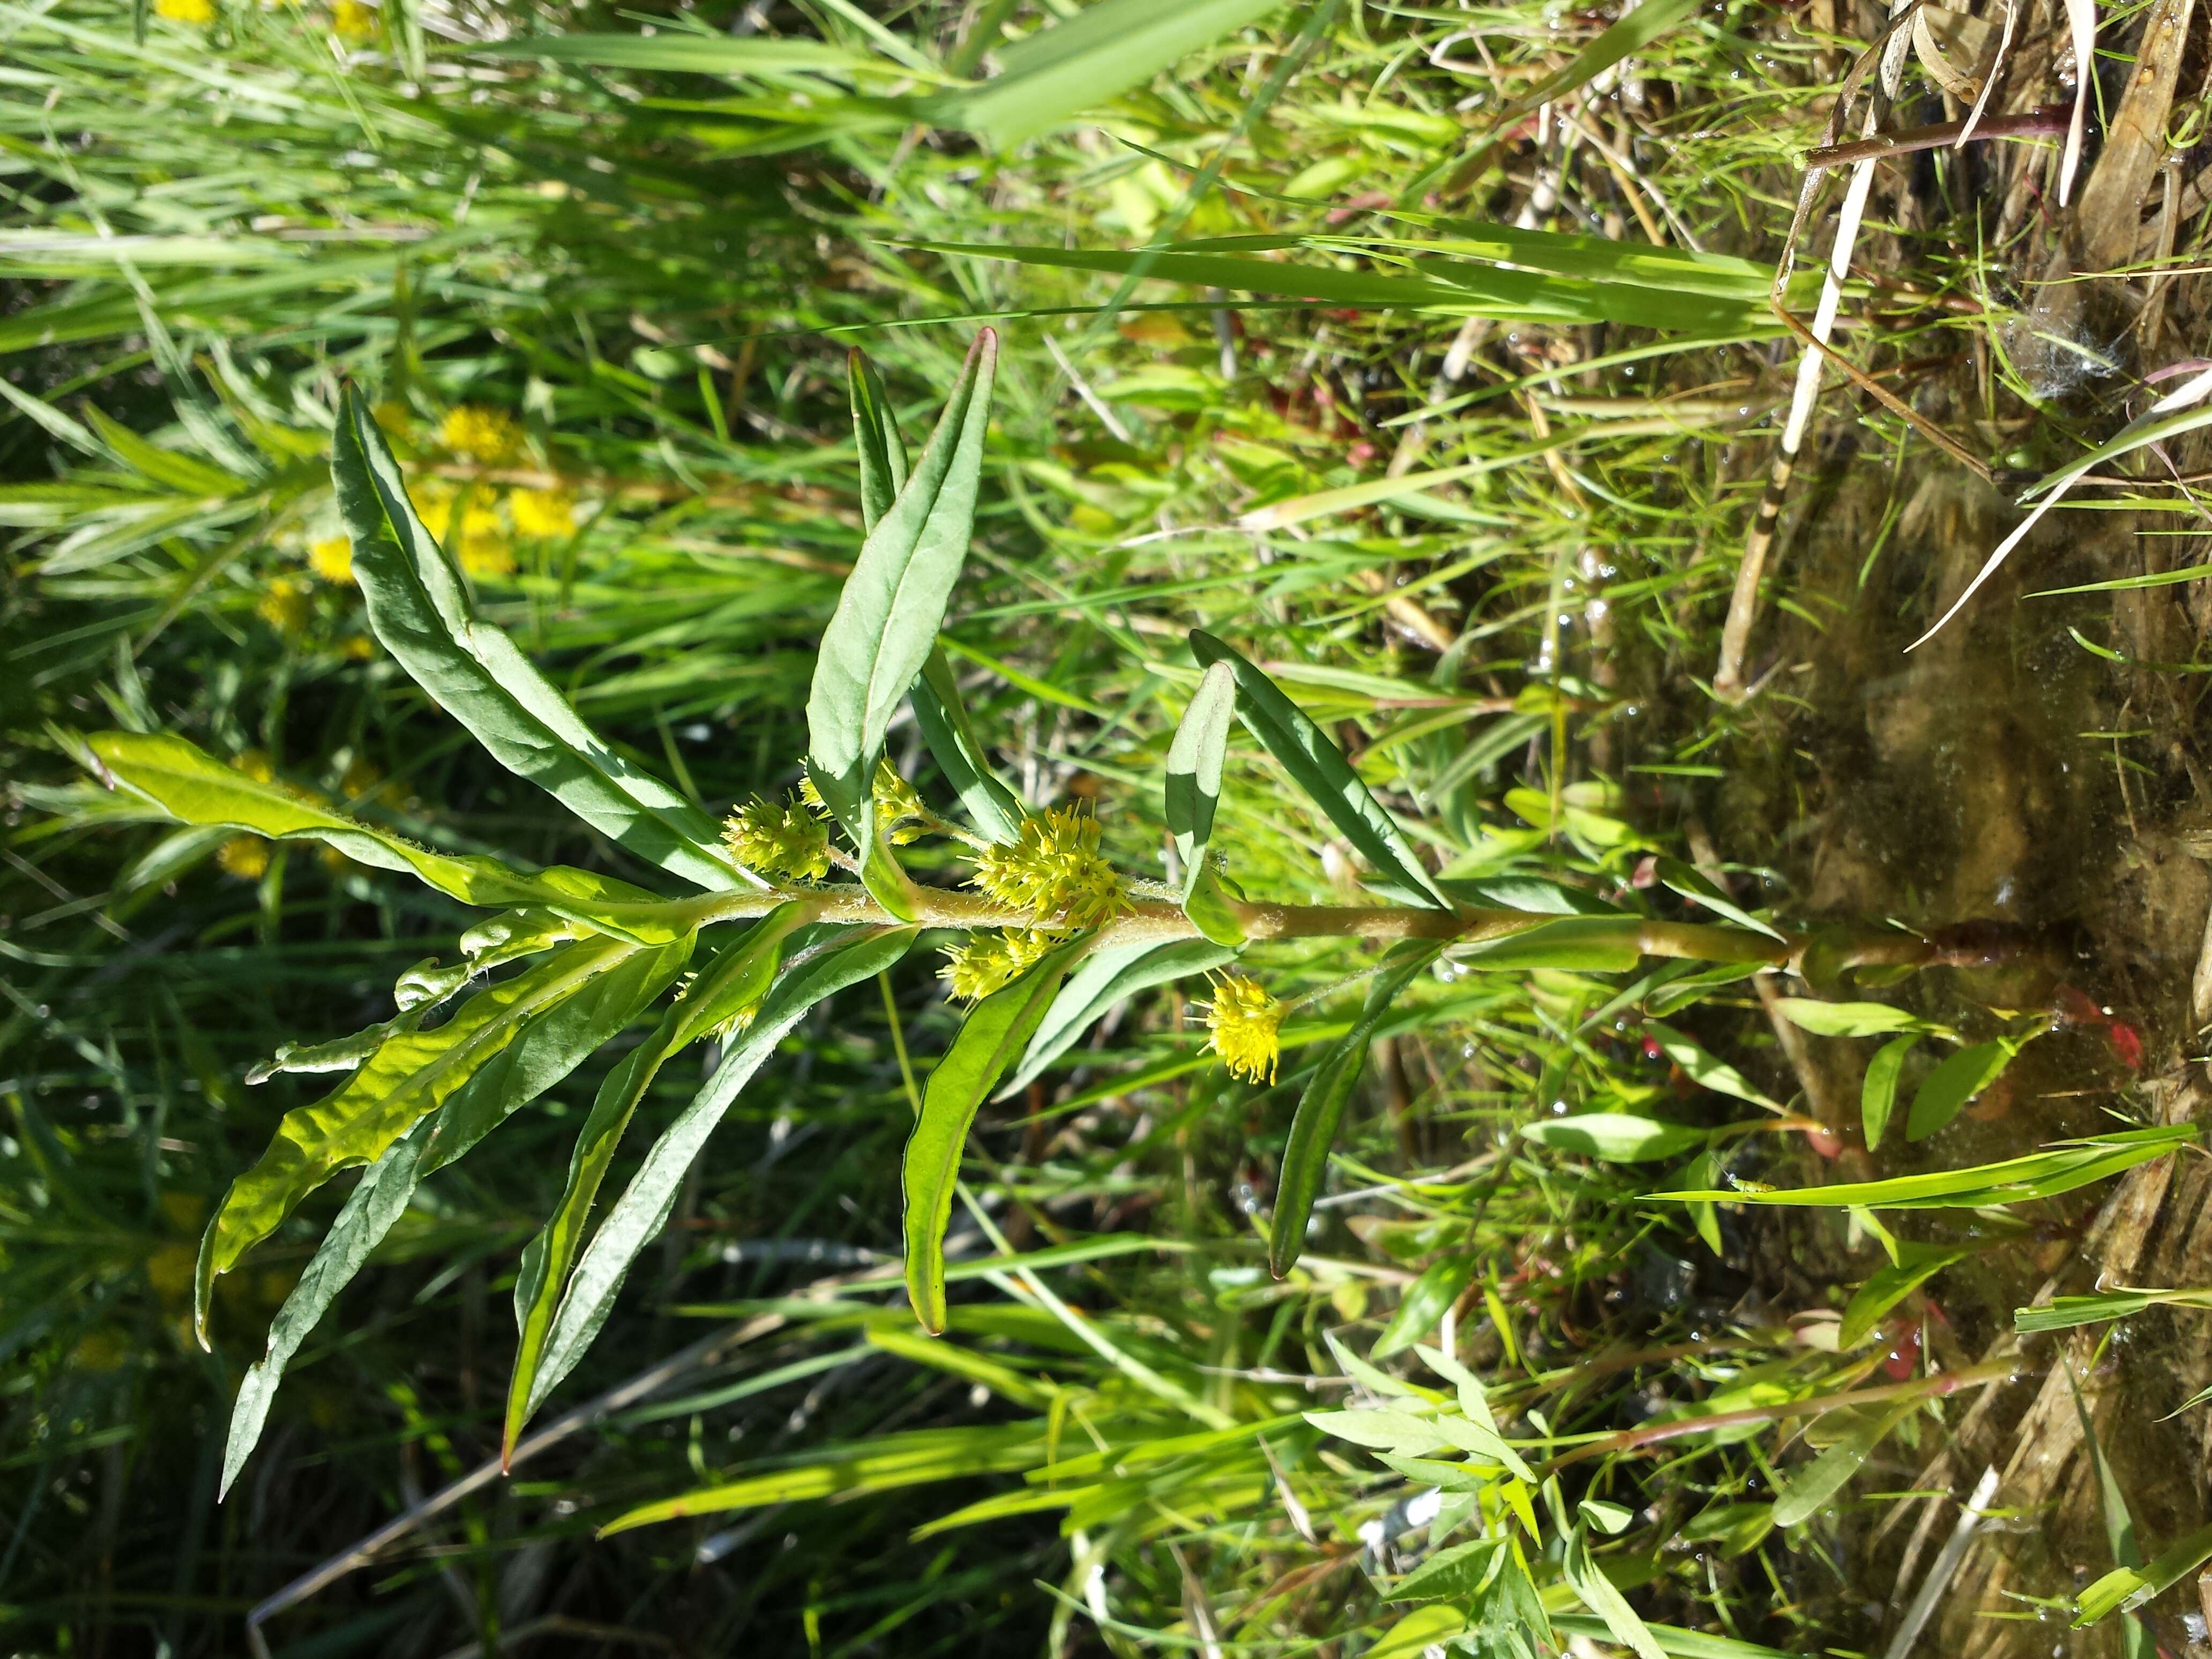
[{"left": 4, "top": 0, "right": 2198, "bottom": 1655}]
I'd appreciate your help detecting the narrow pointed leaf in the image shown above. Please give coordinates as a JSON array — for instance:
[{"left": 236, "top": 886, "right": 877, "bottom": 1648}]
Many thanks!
[
  {"left": 1165, "top": 659, "right": 1235, "bottom": 901},
  {"left": 1373, "top": 1257, "right": 1476, "bottom": 1358},
  {"left": 806, "top": 331, "right": 998, "bottom": 850},
  {"left": 193, "top": 936, "right": 639, "bottom": 1343},
  {"left": 1560, "top": 1523, "right": 1666, "bottom": 1659},
  {"left": 86, "top": 731, "right": 684, "bottom": 942},
  {"left": 848, "top": 349, "right": 909, "bottom": 535},
  {"left": 911, "top": 647, "right": 1026, "bottom": 845},
  {"left": 1861, "top": 1034, "right": 1916, "bottom": 1151},
  {"left": 503, "top": 905, "right": 806, "bottom": 1458},
  {"left": 904, "top": 936, "right": 1089, "bottom": 1332},
  {"left": 1190, "top": 631, "right": 1447, "bottom": 909},
  {"left": 1772, "top": 1398, "right": 1919, "bottom": 1527},
  {"left": 1272, "top": 945, "right": 1440, "bottom": 1276},
  {"left": 527, "top": 925, "right": 918, "bottom": 1418},
  {"left": 332, "top": 388, "right": 735, "bottom": 890}
]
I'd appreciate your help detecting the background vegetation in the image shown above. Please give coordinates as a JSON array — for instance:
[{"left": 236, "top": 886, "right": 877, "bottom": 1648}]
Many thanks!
[{"left": 6, "top": 0, "right": 2211, "bottom": 1654}]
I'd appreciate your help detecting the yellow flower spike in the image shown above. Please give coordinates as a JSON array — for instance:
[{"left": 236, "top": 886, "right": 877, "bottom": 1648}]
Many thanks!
[
  {"left": 438, "top": 405, "right": 522, "bottom": 464},
  {"left": 509, "top": 486, "right": 576, "bottom": 539},
  {"left": 307, "top": 536, "right": 354, "bottom": 584},
  {"left": 1204, "top": 974, "right": 1283, "bottom": 1085},
  {"left": 969, "top": 805, "right": 1125, "bottom": 929},
  {"left": 938, "top": 929, "right": 1054, "bottom": 1003},
  {"left": 722, "top": 794, "right": 831, "bottom": 883}
]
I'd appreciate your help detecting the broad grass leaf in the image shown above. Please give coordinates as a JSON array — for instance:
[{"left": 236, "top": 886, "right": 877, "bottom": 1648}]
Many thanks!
[
  {"left": 86, "top": 731, "right": 686, "bottom": 943},
  {"left": 220, "top": 1120, "right": 431, "bottom": 1501},
  {"left": 1523, "top": 1114, "right": 1706, "bottom": 1163},
  {"left": 1653, "top": 1125, "right": 2193, "bottom": 1209},
  {"left": 527, "top": 924, "right": 918, "bottom": 1418},
  {"left": 1560, "top": 1523, "right": 1666, "bottom": 1659},
  {"left": 600, "top": 1423, "right": 1051, "bottom": 1535},
  {"left": 1189, "top": 630, "right": 1447, "bottom": 909},
  {"left": 911, "top": 646, "right": 1026, "bottom": 845},
  {"left": 1365, "top": 1605, "right": 1467, "bottom": 1659},
  {"left": 192, "top": 935, "right": 644, "bottom": 1344},
  {"left": 1372, "top": 1256, "right": 1475, "bottom": 1358},
  {"left": 807, "top": 331, "right": 997, "bottom": 849},
  {"left": 1272, "top": 945, "right": 1440, "bottom": 1276},
  {"left": 332, "top": 390, "right": 735, "bottom": 891},
  {"left": 929, "top": 0, "right": 1286, "bottom": 146},
  {"left": 1165, "top": 659, "right": 1235, "bottom": 903},
  {"left": 1861, "top": 1034, "right": 1916, "bottom": 1150},
  {"left": 1839, "top": 1245, "right": 1972, "bottom": 1347},
  {"left": 999, "top": 937, "right": 1237, "bottom": 1097},
  {"left": 1773, "top": 998, "right": 1923, "bottom": 1037},
  {"left": 903, "top": 936, "right": 1089, "bottom": 1331},
  {"left": 1643, "top": 1019, "right": 1782, "bottom": 1110},
  {"left": 468, "top": 34, "right": 887, "bottom": 76},
  {"left": 1905, "top": 1040, "right": 2013, "bottom": 1141},
  {"left": 503, "top": 905, "right": 807, "bottom": 1457}
]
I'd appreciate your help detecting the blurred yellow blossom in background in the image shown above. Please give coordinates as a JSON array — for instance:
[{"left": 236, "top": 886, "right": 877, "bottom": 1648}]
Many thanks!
[
  {"left": 439, "top": 405, "right": 521, "bottom": 463},
  {"left": 510, "top": 487, "right": 575, "bottom": 539},
  {"left": 308, "top": 536, "right": 354, "bottom": 583}
]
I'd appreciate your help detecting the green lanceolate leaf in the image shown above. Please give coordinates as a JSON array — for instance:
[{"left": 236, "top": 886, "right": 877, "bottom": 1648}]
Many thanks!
[
  {"left": 331, "top": 388, "right": 735, "bottom": 891},
  {"left": 1389, "top": 1536, "right": 1506, "bottom": 1602},
  {"left": 806, "top": 331, "right": 998, "bottom": 855},
  {"left": 1373, "top": 1256, "right": 1476, "bottom": 1358},
  {"left": 1272, "top": 944, "right": 1441, "bottom": 1277},
  {"left": 1643, "top": 1019, "right": 1782, "bottom": 1110},
  {"left": 421, "top": 932, "right": 694, "bottom": 1172},
  {"left": 1906, "top": 1040, "right": 2014, "bottom": 1141},
  {"left": 219, "top": 928, "right": 690, "bottom": 1481},
  {"left": 927, "top": 0, "right": 1286, "bottom": 146},
  {"left": 999, "top": 936, "right": 1238, "bottom": 1098},
  {"left": 192, "top": 934, "right": 640, "bottom": 1344},
  {"left": 1653, "top": 857, "right": 1784, "bottom": 941},
  {"left": 1861, "top": 1034, "right": 1916, "bottom": 1150},
  {"left": 526, "top": 925, "right": 918, "bottom": 1419},
  {"left": 912, "top": 647, "right": 1026, "bottom": 845},
  {"left": 86, "top": 731, "right": 685, "bottom": 943},
  {"left": 503, "top": 903, "right": 808, "bottom": 1458},
  {"left": 1523, "top": 1114, "right": 1706, "bottom": 1163},
  {"left": 1839, "top": 1245, "right": 1973, "bottom": 1348},
  {"left": 1166, "top": 652, "right": 1234, "bottom": 895},
  {"left": 2075, "top": 1520, "right": 2212, "bottom": 1626},
  {"left": 1654, "top": 1124, "right": 2194, "bottom": 1209},
  {"left": 1451, "top": 916, "right": 1645, "bottom": 974},
  {"left": 904, "top": 935, "right": 1089, "bottom": 1332},
  {"left": 1189, "top": 631, "right": 1448, "bottom": 909},
  {"left": 1773, "top": 998, "right": 1924, "bottom": 1037},
  {"left": 219, "top": 1119, "right": 432, "bottom": 1501},
  {"left": 1560, "top": 1523, "right": 1665, "bottom": 1659},
  {"left": 848, "top": 349, "right": 909, "bottom": 535},
  {"left": 1772, "top": 1398, "right": 1920, "bottom": 1527}
]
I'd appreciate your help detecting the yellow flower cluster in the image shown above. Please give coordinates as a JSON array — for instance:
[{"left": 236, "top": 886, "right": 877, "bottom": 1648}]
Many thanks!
[
  {"left": 970, "top": 806, "right": 1125, "bottom": 928},
  {"left": 872, "top": 758, "right": 929, "bottom": 845},
  {"left": 1204, "top": 974, "right": 1284, "bottom": 1084},
  {"left": 415, "top": 485, "right": 517, "bottom": 578},
  {"left": 438, "top": 405, "right": 522, "bottom": 464},
  {"left": 332, "top": 0, "right": 374, "bottom": 36},
  {"left": 155, "top": 0, "right": 215, "bottom": 23},
  {"left": 509, "top": 486, "right": 574, "bottom": 540},
  {"left": 308, "top": 536, "right": 353, "bottom": 584},
  {"left": 722, "top": 793, "right": 831, "bottom": 883},
  {"left": 257, "top": 578, "right": 313, "bottom": 637},
  {"left": 938, "top": 929, "right": 1056, "bottom": 1002}
]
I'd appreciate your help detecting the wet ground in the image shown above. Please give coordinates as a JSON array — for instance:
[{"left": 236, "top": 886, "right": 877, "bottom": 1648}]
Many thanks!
[{"left": 1706, "top": 363, "right": 2212, "bottom": 1654}]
